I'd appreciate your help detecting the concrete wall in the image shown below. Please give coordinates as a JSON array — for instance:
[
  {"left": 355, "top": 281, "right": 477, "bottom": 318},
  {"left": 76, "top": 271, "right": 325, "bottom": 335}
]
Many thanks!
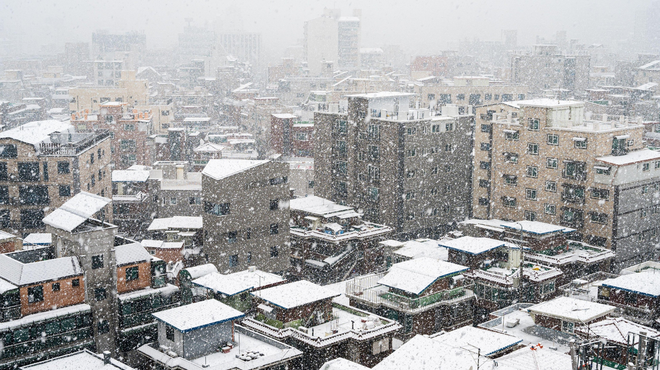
[{"left": 182, "top": 322, "right": 233, "bottom": 359}]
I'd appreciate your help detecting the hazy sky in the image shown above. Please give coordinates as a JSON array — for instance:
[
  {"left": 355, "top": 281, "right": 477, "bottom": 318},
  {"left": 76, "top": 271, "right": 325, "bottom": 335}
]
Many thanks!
[{"left": 0, "top": 0, "right": 654, "bottom": 60}]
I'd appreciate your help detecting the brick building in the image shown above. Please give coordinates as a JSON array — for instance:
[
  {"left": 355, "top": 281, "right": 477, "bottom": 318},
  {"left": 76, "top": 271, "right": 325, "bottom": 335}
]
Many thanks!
[{"left": 270, "top": 113, "right": 314, "bottom": 157}]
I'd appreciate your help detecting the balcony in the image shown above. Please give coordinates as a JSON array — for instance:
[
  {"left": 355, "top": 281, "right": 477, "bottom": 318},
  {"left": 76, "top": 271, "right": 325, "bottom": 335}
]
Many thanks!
[{"left": 39, "top": 130, "right": 111, "bottom": 156}]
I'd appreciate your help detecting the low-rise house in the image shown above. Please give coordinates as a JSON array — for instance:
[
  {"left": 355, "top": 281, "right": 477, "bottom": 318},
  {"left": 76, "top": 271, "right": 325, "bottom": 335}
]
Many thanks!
[
  {"left": 387, "top": 238, "right": 447, "bottom": 265},
  {"left": 138, "top": 299, "right": 302, "bottom": 370},
  {"left": 150, "top": 162, "right": 202, "bottom": 218},
  {"left": 576, "top": 317, "right": 660, "bottom": 369},
  {"left": 177, "top": 264, "right": 218, "bottom": 304},
  {"left": 192, "top": 268, "right": 285, "bottom": 312},
  {"left": 431, "top": 325, "right": 523, "bottom": 358},
  {"left": 0, "top": 231, "right": 21, "bottom": 253},
  {"left": 243, "top": 280, "right": 401, "bottom": 369},
  {"left": 494, "top": 344, "right": 574, "bottom": 370},
  {"left": 140, "top": 240, "right": 184, "bottom": 264},
  {"left": 146, "top": 216, "right": 203, "bottom": 254},
  {"left": 528, "top": 297, "right": 615, "bottom": 334},
  {"left": 597, "top": 269, "right": 660, "bottom": 327},
  {"left": 21, "top": 233, "right": 50, "bottom": 249},
  {"left": 441, "top": 236, "right": 562, "bottom": 316},
  {"left": 19, "top": 349, "right": 135, "bottom": 370},
  {"left": 346, "top": 257, "right": 474, "bottom": 337},
  {"left": 289, "top": 196, "right": 393, "bottom": 284}
]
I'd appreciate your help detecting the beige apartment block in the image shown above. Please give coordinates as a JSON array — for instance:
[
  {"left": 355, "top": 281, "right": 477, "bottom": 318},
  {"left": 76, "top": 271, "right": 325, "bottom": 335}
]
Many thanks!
[
  {"left": 69, "top": 70, "right": 149, "bottom": 112},
  {"left": 473, "top": 99, "right": 660, "bottom": 270}
]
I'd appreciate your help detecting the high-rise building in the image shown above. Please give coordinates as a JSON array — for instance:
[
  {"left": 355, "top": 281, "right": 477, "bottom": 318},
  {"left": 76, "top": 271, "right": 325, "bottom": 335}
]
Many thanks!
[
  {"left": 314, "top": 93, "right": 474, "bottom": 239},
  {"left": 304, "top": 9, "right": 361, "bottom": 76},
  {"left": 511, "top": 45, "right": 590, "bottom": 93},
  {"left": 473, "top": 99, "right": 660, "bottom": 270},
  {"left": 91, "top": 31, "right": 146, "bottom": 70}
]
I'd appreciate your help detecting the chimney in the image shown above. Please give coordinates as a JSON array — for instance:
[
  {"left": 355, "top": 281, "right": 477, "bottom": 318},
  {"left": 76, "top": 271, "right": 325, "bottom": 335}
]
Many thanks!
[
  {"left": 176, "top": 164, "right": 184, "bottom": 180},
  {"left": 102, "top": 351, "right": 111, "bottom": 365}
]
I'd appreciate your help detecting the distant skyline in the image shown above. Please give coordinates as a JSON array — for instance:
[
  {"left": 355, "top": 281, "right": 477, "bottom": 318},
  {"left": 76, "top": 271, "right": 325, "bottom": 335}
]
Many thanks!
[{"left": 0, "top": 0, "right": 655, "bottom": 61}]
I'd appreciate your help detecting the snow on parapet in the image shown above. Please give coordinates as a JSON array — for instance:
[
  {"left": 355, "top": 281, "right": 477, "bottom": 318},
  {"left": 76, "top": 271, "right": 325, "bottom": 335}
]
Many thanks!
[
  {"left": 0, "top": 253, "right": 82, "bottom": 286},
  {"left": 0, "top": 120, "right": 73, "bottom": 148},
  {"left": 255, "top": 280, "right": 340, "bottom": 309},
  {"left": 439, "top": 236, "right": 507, "bottom": 255},
  {"left": 202, "top": 159, "right": 269, "bottom": 180},
  {"left": 432, "top": 326, "right": 522, "bottom": 357},
  {"left": 601, "top": 271, "right": 660, "bottom": 297},
  {"left": 152, "top": 299, "right": 244, "bottom": 332},
  {"left": 43, "top": 192, "right": 111, "bottom": 232},
  {"left": 378, "top": 257, "right": 468, "bottom": 295},
  {"left": 528, "top": 296, "right": 614, "bottom": 323},
  {"left": 596, "top": 148, "right": 660, "bottom": 166}
]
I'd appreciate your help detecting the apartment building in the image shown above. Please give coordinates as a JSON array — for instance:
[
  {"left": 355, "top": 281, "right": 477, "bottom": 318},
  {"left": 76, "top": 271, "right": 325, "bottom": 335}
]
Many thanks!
[
  {"left": 202, "top": 159, "right": 290, "bottom": 274},
  {"left": 511, "top": 45, "right": 591, "bottom": 93},
  {"left": 0, "top": 120, "right": 111, "bottom": 233},
  {"left": 270, "top": 113, "right": 314, "bottom": 157},
  {"left": 68, "top": 71, "right": 149, "bottom": 112},
  {"left": 314, "top": 92, "right": 474, "bottom": 239},
  {"left": 72, "top": 102, "right": 152, "bottom": 169},
  {"left": 289, "top": 196, "right": 393, "bottom": 284},
  {"left": 473, "top": 99, "right": 660, "bottom": 270},
  {"left": 417, "top": 76, "right": 528, "bottom": 114}
]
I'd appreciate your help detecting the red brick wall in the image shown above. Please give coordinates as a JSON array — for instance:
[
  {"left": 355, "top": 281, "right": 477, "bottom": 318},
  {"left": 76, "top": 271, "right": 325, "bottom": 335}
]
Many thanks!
[
  {"left": 116, "top": 262, "right": 151, "bottom": 294},
  {"left": 21, "top": 275, "right": 85, "bottom": 316}
]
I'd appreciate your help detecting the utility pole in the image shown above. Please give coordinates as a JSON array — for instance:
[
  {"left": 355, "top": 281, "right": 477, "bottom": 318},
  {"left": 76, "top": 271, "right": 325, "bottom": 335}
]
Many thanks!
[{"left": 515, "top": 221, "right": 525, "bottom": 303}]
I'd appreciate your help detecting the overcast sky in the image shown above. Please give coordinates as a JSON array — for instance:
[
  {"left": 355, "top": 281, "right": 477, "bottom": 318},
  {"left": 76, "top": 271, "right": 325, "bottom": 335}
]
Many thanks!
[{"left": 0, "top": 0, "right": 654, "bottom": 60}]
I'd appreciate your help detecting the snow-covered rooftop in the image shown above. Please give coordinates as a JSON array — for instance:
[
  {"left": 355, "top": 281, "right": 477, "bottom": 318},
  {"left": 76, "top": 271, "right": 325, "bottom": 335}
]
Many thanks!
[
  {"left": 346, "top": 92, "right": 415, "bottom": 99},
  {"left": 202, "top": 159, "right": 269, "bottom": 180},
  {"left": 495, "top": 345, "right": 572, "bottom": 370},
  {"left": 0, "top": 120, "right": 73, "bottom": 147},
  {"left": 432, "top": 326, "right": 522, "bottom": 357},
  {"left": 596, "top": 148, "right": 660, "bottom": 166},
  {"left": 639, "top": 60, "right": 660, "bottom": 70},
  {"left": 42, "top": 192, "right": 111, "bottom": 232},
  {"left": 601, "top": 270, "right": 660, "bottom": 297},
  {"left": 23, "top": 233, "right": 51, "bottom": 245},
  {"left": 193, "top": 142, "right": 225, "bottom": 153},
  {"left": 439, "top": 236, "right": 507, "bottom": 255},
  {"left": 254, "top": 280, "right": 340, "bottom": 309},
  {"left": 501, "top": 220, "right": 574, "bottom": 235},
  {"left": 0, "top": 254, "right": 82, "bottom": 286},
  {"left": 21, "top": 349, "right": 135, "bottom": 370},
  {"left": 0, "top": 278, "right": 18, "bottom": 294},
  {"left": 112, "top": 169, "right": 151, "bottom": 182},
  {"left": 115, "top": 243, "right": 152, "bottom": 266},
  {"left": 321, "top": 358, "right": 369, "bottom": 370},
  {"left": 378, "top": 257, "right": 468, "bottom": 295},
  {"left": 147, "top": 216, "right": 203, "bottom": 231},
  {"left": 394, "top": 239, "right": 447, "bottom": 260},
  {"left": 528, "top": 297, "right": 615, "bottom": 323},
  {"left": 375, "top": 334, "right": 495, "bottom": 370},
  {"left": 515, "top": 99, "right": 583, "bottom": 108},
  {"left": 152, "top": 299, "right": 244, "bottom": 332},
  {"left": 183, "top": 264, "right": 218, "bottom": 280},
  {"left": 0, "top": 230, "right": 16, "bottom": 241},
  {"left": 579, "top": 317, "right": 660, "bottom": 345},
  {"left": 272, "top": 113, "right": 297, "bottom": 119},
  {"left": 228, "top": 269, "right": 285, "bottom": 290},
  {"left": 290, "top": 196, "right": 354, "bottom": 217},
  {"left": 192, "top": 272, "right": 253, "bottom": 296}
]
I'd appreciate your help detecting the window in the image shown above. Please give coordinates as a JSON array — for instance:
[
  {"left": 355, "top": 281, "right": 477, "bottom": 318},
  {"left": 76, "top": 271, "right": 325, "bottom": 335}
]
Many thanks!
[
  {"left": 528, "top": 143, "right": 539, "bottom": 155},
  {"left": 95, "top": 288, "right": 107, "bottom": 301},
  {"left": 479, "top": 179, "right": 490, "bottom": 188},
  {"left": 545, "top": 181, "right": 557, "bottom": 192},
  {"left": 480, "top": 143, "right": 491, "bottom": 151},
  {"left": 119, "top": 139, "right": 136, "bottom": 152},
  {"left": 562, "top": 184, "right": 586, "bottom": 204},
  {"left": 229, "top": 255, "right": 239, "bottom": 267},
  {"left": 445, "top": 165, "right": 452, "bottom": 172},
  {"left": 478, "top": 198, "right": 489, "bottom": 206},
  {"left": 431, "top": 166, "right": 438, "bottom": 175},
  {"left": 169, "top": 197, "right": 176, "bottom": 205},
  {"left": 91, "top": 174, "right": 95, "bottom": 187},
  {"left": 642, "top": 186, "right": 649, "bottom": 194},
  {"left": 504, "top": 153, "right": 518, "bottom": 163},
  {"left": 0, "top": 162, "right": 6, "bottom": 181},
  {"left": 270, "top": 223, "right": 279, "bottom": 235},
  {"left": 456, "top": 94, "right": 465, "bottom": 101},
  {"left": 367, "top": 124, "right": 380, "bottom": 139},
  {"left": 406, "top": 127, "right": 417, "bottom": 135},
  {"left": 295, "top": 132, "right": 308, "bottom": 141},
  {"left": 369, "top": 187, "right": 379, "bottom": 201},
  {"left": 485, "top": 93, "right": 492, "bottom": 101},
  {"left": 406, "top": 170, "right": 416, "bottom": 178},
  {"left": 504, "top": 131, "right": 519, "bottom": 141},
  {"left": 59, "top": 185, "right": 73, "bottom": 198},
  {"left": 545, "top": 204, "right": 556, "bottom": 215},
  {"left": 574, "top": 138, "right": 587, "bottom": 149},
  {"left": 270, "top": 246, "right": 279, "bottom": 258},
  {"left": 481, "top": 124, "right": 491, "bottom": 133},
  {"left": 270, "top": 199, "right": 279, "bottom": 211},
  {"left": 445, "top": 144, "right": 453, "bottom": 152},
  {"left": 51, "top": 282, "right": 60, "bottom": 291},
  {"left": 92, "top": 254, "right": 104, "bottom": 269},
  {"left": 445, "top": 123, "right": 454, "bottom": 132},
  {"left": 547, "top": 134, "right": 559, "bottom": 145},
  {"left": 368, "top": 165, "right": 380, "bottom": 181},
  {"left": 336, "top": 140, "right": 347, "bottom": 156},
  {"left": 432, "top": 124, "right": 440, "bottom": 133},
  {"left": 28, "top": 285, "right": 44, "bottom": 303},
  {"left": 564, "top": 161, "right": 587, "bottom": 180},
  {"left": 656, "top": 161, "right": 660, "bottom": 169},
  {"left": 369, "top": 145, "right": 379, "bottom": 160},
  {"left": 166, "top": 325, "right": 175, "bottom": 341},
  {"left": 204, "top": 202, "right": 230, "bottom": 216},
  {"left": 0, "top": 186, "right": 8, "bottom": 205},
  {"left": 504, "top": 175, "right": 517, "bottom": 186},
  {"left": 0, "top": 144, "right": 17, "bottom": 158},
  {"left": 502, "top": 197, "right": 517, "bottom": 208},
  {"left": 524, "top": 210, "right": 536, "bottom": 221},
  {"left": 98, "top": 319, "right": 110, "bottom": 334},
  {"left": 562, "top": 321, "right": 575, "bottom": 333},
  {"left": 405, "top": 191, "right": 415, "bottom": 200},
  {"left": 502, "top": 94, "right": 513, "bottom": 102},
  {"left": 643, "top": 163, "right": 651, "bottom": 171},
  {"left": 335, "top": 161, "right": 347, "bottom": 174},
  {"left": 595, "top": 166, "right": 611, "bottom": 175},
  {"left": 72, "top": 279, "right": 80, "bottom": 287},
  {"left": 526, "top": 188, "right": 537, "bottom": 200},
  {"left": 591, "top": 188, "right": 609, "bottom": 200},
  {"left": 406, "top": 149, "right": 416, "bottom": 157},
  {"left": 480, "top": 161, "right": 491, "bottom": 170},
  {"left": 545, "top": 158, "right": 558, "bottom": 170},
  {"left": 427, "top": 93, "right": 435, "bottom": 100},
  {"left": 18, "top": 162, "right": 40, "bottom": 181},
  {"left": 125, "top": 266, "right": 139, "bottom": 281},
  {"left": 189, "top": 197, "right": 201, "bottom": 205},
  {"left": 440, "top": 94, "right": 451, "bottom": 104},
  {"left": 526, "top": 166, "right": 538, "bottom": 178},
  {"left": 227, "top": 231, "right": 237, "bottom": 243},
  {"left": 43, "top": 162, "right": 48, "bottom": 181},
  {"left": 528, "top": 118, "right": 540, "bottom": 130},
  {"left": 590, "top": 212, "right": 608, "bottom": 224}
]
